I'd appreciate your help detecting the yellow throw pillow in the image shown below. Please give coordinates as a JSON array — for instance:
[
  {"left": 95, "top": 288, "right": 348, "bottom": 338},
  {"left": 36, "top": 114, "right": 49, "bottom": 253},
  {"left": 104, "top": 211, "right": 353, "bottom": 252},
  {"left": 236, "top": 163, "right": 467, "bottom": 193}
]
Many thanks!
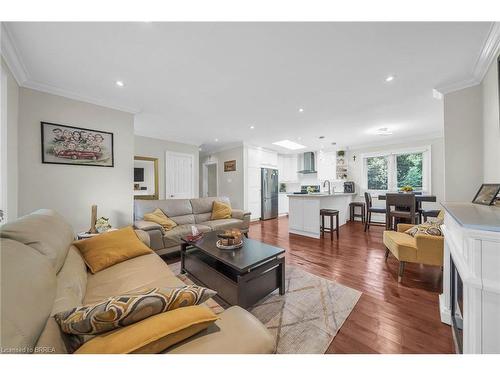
[
  {"left": 211, "top": 200, "right": 232, "bottom": 220},
  {"left": 143, "top": 208, "right": 177, "bottom": 231},
  {"left": 74, "top": 306, "right": 218, "bottom": 354},
  {"left": 74, "top": 226, "right": 153, "bottom": 273}
]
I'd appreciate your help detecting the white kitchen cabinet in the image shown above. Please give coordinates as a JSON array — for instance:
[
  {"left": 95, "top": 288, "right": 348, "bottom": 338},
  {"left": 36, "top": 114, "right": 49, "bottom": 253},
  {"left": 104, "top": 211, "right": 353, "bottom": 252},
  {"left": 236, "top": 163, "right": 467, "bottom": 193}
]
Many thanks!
[
  {"left": 248, "top": 147, "right": 278, "bottom": 168},
  {"left": 246, "top": 146, "right": 278, "bottom": 220},
  {"left": 278, "top": 155, "right": 285, "bottom": 180},
  {"left": 247, "top": 166, "right": 261, "bottom": 220},
  {"left": 317, "top": 151, "right": 336, "bottom": 181},
  {"left": 278, "top": 193, "right": 289, "bottom": 215},
  {"left": 278, "top": 154, "right": 299, "bottom": 182}
]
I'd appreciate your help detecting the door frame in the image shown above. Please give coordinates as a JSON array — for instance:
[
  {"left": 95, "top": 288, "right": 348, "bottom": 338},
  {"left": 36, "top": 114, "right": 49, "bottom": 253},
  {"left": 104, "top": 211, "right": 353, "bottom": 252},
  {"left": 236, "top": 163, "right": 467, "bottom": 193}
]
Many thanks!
[
  {"left": 165, "top": 151, "right": 195, "bottom": 199},
  {"left": 202, "top": 160, "right": 219, "bottom": 198}
]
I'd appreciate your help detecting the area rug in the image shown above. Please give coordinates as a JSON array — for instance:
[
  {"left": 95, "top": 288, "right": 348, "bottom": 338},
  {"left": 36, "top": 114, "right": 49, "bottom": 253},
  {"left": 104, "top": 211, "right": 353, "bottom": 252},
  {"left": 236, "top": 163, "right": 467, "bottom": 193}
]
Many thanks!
[{"left": 169, "top": 262, "right": 361, "bottom": 354}]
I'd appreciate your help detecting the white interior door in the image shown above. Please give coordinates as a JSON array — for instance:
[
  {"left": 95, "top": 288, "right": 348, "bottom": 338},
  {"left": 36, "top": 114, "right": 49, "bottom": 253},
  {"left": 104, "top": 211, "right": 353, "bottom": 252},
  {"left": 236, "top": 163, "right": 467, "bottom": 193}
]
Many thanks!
[{"left": 165, "top": 151, "right": 194, "bottom": 199}]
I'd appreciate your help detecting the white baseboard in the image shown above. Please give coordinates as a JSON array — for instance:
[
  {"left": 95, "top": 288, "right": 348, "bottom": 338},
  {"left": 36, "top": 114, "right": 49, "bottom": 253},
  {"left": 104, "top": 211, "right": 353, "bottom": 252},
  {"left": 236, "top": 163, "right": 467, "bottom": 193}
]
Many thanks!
[{"left": 439, "top": 293, "right": 452, "bottom": 325}]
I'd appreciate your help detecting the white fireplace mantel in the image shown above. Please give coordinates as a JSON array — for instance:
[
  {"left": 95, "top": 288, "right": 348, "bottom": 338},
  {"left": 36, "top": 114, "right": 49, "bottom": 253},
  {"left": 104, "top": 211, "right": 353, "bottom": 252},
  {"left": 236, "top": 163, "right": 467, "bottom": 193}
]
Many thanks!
[{"left": 440, "top": 202, "right": 500, "bottom": 354}]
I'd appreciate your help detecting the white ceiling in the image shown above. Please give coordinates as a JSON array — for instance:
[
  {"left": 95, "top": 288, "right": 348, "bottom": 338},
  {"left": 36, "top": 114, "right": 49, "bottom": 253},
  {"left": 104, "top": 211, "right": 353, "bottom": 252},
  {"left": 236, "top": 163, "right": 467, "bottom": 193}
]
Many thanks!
[{"left": 3, "top": 22, "right": 493, "bottom": 153}]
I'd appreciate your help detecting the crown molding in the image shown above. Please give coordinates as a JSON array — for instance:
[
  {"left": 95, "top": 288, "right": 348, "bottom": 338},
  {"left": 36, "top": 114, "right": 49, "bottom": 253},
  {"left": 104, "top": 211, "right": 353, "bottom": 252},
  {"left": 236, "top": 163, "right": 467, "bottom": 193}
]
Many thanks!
[
  {"left": 23, "top": 80, "right": 141, "bottom": 114},
  {"left": 435, "top": 22, "right": 500, "bottom": 95},
  {"left": 434, "top": 77, "right": 481, "bottom": 95},
  {"left": 1, "top": 22, "right": 139, "bottom": 114},
  {"left": 472, "top": 22, "right": 500, "bottom": 82},
  {"left": 0, "top": 22, "right": 29, "bottom": 85}
]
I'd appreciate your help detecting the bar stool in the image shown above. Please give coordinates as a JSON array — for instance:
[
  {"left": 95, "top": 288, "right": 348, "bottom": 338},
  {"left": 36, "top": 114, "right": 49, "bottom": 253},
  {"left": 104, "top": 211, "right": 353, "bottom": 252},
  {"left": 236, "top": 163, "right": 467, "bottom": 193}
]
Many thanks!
[
  {"left": 349, "top": 202, "right": 365, "bottom": 223},
  {"left": 320, "top": 209, "right": 339, "bottom": 240}
]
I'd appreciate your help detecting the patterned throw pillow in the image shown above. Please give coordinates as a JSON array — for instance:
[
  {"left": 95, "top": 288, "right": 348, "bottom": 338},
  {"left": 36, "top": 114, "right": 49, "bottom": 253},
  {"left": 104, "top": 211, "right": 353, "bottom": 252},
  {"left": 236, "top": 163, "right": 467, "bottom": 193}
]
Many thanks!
[
  {"left": 405, "top": 220, "right": 443, "bottom": 237},
  {"left": 54, "top": 285, "right": 216, "bottom": 336}
]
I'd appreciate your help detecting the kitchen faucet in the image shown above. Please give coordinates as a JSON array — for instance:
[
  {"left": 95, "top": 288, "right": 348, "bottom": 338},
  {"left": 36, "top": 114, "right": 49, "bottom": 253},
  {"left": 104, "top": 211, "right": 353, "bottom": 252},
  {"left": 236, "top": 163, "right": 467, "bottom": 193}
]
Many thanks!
[{"left": 323, "top": 180, "right": 331, "bottom": 195}]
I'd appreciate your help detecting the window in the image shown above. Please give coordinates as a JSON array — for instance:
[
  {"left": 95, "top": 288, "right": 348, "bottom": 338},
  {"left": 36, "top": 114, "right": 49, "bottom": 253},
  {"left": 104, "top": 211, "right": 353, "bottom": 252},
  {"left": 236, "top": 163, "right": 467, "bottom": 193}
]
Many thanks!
[
  {"left": 367, "top": 156, "right": 388, "bottom": 190},
  {"left": 362, "top": 147, "right": 431, "bottom": 192}
]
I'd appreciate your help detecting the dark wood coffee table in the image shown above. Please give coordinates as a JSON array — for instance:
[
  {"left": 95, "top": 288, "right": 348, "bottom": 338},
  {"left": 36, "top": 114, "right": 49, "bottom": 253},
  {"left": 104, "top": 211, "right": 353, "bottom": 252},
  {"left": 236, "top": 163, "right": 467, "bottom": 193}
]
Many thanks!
[{"left": 180, "top": 231, "right": 285, "bottom": 308}]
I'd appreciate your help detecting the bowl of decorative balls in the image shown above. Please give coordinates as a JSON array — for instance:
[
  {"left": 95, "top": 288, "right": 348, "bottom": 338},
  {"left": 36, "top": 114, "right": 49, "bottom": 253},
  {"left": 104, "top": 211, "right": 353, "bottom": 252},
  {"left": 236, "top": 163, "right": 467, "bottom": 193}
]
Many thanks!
[
  {"left": 400, "top": 185, "right": 414, "bottom": 193},
  {"left": 216, "top": 229, "right": 244, "bottom": 250}
]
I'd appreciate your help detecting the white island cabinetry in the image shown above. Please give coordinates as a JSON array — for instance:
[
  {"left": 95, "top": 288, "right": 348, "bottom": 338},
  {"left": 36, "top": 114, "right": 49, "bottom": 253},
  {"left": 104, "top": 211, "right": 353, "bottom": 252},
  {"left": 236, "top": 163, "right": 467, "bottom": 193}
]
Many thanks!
[{"left": 287, "top": 193, "right": 355, "bottom": 238}]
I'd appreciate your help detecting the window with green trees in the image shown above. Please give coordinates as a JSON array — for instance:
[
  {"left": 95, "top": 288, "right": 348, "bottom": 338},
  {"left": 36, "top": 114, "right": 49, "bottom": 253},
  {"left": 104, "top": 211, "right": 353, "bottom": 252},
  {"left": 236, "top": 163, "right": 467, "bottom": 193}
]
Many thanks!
[
  {"left": 367, "top": 156, "right": 388, "bottom": 190},
  {"left": 364, "top": 149, "right": 428, "bottom": 192},
  {"left": 396, "top": 153, "right": 423, "bottom": 189}
]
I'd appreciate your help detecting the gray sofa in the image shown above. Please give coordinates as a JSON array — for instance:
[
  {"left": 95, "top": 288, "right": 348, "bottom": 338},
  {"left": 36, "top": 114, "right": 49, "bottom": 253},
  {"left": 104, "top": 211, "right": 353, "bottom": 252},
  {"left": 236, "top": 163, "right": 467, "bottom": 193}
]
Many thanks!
[{"left": 134, "top": 197, "right": 251, "bottom": 256}]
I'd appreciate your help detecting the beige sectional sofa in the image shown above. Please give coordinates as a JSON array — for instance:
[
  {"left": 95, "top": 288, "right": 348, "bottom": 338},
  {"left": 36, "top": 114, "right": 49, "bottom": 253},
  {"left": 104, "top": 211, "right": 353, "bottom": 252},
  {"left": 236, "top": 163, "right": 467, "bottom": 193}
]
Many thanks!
[
  {"left": 134, "top": 197, "right": 251, "bottom": 256},
  {"left": 0, "top": 209, "right": 274, "bottom": 354}
]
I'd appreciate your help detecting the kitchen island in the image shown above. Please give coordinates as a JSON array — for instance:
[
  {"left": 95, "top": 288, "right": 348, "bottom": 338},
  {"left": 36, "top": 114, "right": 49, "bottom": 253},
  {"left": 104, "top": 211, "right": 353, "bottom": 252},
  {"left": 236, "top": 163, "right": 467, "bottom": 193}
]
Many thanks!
[{"left": 287, "top": 193, "right": 356, "bottom": 238}]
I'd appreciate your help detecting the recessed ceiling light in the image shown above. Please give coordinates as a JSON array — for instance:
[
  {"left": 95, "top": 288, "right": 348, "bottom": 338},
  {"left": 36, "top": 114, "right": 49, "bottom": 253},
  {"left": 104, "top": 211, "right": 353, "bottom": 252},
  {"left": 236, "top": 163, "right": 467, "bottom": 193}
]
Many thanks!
[
  {"left": 385, "top": 75, "right": 395, "bottom": 82},
  {"left": 331, "top": 142, "right": 337, "bottom": 146},
  {"left": 115, "top": 80, "right": 125, "bottom": 87},
  {"left": 214, "top": 138, "right": 219, "bottom": 142},
  {"left": 318, "top": 136, "right": 325, "bottom": 139},
  {"left": 297, "top": 137, "right": 302, "bottom": 140},
  {"left": 298, "top": 108, "right": 304, "bottom": 113},
  {"left": 272, "top": 140, "right": 306, "bottom": 150},
  {"left": 249, "top": 125, "right": 255, "bottom": 129},
  {"left": 376, "top": 127, "right": 393, "bottom": 136}
]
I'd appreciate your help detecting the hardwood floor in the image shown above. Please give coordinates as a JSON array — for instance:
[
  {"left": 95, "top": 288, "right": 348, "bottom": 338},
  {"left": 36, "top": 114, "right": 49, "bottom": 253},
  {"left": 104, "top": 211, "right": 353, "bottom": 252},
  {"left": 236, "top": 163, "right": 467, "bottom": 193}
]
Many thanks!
[{"left": 248, "top": 216, "right": 454, "bottom": 354}]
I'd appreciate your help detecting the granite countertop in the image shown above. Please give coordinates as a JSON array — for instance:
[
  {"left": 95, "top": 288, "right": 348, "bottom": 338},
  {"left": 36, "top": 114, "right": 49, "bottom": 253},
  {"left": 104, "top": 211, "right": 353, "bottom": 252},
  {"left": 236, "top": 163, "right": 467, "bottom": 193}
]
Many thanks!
[
  {"left": 442, "top": 202, "right": 500, "bottom": 232},
  {"left": 287, "top": 192, "right": 356, "bottom": 198}
]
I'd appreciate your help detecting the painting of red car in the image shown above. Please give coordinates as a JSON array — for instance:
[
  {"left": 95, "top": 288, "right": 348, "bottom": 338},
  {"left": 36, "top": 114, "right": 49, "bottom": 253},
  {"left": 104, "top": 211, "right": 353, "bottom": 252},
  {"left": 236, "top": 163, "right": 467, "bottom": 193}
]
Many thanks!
[{"left": 55, "top": 149, "right": 102, "bottom": 161}]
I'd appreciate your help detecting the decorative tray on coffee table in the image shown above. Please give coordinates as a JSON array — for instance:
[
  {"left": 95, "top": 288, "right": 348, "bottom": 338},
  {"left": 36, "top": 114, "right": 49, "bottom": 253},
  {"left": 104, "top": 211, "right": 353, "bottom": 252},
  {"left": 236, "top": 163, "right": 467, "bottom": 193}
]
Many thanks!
[{"left": 216, "top": 229, "right": 244, "bottom": 250}]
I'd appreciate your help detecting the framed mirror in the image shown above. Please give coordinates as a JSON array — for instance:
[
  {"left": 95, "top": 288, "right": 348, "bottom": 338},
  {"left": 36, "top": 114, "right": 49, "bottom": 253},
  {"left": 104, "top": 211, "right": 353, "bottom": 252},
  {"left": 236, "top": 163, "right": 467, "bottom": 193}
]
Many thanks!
[{"left": 134, "top": 156, "right": 159, "bottom": 200}]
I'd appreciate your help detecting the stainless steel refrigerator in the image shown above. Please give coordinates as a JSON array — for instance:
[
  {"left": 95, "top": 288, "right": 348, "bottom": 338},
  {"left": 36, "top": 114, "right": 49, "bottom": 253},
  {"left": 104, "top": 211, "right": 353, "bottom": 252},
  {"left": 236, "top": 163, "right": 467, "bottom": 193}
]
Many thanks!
[{"left": 261, "top": 168, "right": 278, "bottom": 220}]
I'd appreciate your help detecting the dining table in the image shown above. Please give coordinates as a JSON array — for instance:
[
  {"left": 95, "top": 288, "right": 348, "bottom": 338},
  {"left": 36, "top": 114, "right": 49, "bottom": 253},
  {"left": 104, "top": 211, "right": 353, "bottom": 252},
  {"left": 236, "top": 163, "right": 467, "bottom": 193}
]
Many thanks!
[
  {"left": 377, "top": 193, "right": 437, "bottom": 203},
  {"left": 377, "top": 193, "right": 437, "bottom": 227}
]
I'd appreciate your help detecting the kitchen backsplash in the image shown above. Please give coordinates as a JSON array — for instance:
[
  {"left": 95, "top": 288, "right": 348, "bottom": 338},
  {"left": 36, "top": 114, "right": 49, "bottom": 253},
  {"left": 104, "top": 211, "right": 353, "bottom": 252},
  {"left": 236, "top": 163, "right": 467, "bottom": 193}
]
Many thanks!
[{"left": 280, "top": 180, "right": 344, "bottom": 193}]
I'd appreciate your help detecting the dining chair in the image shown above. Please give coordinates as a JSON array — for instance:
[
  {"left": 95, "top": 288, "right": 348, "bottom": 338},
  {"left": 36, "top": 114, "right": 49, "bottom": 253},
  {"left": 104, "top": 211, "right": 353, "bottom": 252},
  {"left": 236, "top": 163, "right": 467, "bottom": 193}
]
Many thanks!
[
  {"left": 364, "top": 192, "right": 387, "bottom": 232},
  {"left": 385, "top": 193, "right": 419, "bottom": 230}
]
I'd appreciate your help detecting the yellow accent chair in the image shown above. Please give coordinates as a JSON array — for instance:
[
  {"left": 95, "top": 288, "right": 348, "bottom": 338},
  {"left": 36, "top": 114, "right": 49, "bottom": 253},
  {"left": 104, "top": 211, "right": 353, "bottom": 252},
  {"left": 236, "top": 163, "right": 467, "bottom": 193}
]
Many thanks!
[{"left": 382, "top": 223, "right": 444, "bottom": 282}]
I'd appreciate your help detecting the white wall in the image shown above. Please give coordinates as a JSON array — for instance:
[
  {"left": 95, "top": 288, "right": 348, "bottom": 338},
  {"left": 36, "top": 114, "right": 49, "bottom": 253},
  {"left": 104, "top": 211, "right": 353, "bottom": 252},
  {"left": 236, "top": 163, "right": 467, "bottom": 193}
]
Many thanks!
[
  {"left": 134, "top": 135, "right": 199, "bottom": 199},
  {"left": 443, "top": 84, "right": 483, "bottom": 201},
  {"left": 0, "top": 58, "right": 19, "bottom": 222},
  {"left": 200, "top": 146, "right": 245, "bottom": 210},
  {"left": 347, "top": 137, "right": 445, "bottom": 210},
  {"left": 17, "top": 88, "right": 135, "bottom": 232},
  {"left": 481, "top": 53, "right": 500, "bottom": 182}
]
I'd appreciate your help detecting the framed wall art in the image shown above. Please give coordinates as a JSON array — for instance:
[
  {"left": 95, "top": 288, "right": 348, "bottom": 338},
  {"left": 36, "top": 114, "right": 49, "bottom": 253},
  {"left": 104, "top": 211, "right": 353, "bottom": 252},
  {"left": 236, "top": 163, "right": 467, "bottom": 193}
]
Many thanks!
[
  {"left": 472, "top": 183, "right": 500, "bottom": 206},
  {"left": 41, "top": 121, "right": 114, "bottom": 167},
  {"left": 224, "top": 160, "right": 236, "bottom": 172}
]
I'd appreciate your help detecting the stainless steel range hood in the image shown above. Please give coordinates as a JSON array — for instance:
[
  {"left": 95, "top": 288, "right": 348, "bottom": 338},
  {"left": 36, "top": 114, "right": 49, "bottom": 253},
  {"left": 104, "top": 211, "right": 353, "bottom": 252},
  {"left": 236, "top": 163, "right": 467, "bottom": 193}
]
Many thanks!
[{"left": 297, "top": 152, "right": 317, "bottom": 174}]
